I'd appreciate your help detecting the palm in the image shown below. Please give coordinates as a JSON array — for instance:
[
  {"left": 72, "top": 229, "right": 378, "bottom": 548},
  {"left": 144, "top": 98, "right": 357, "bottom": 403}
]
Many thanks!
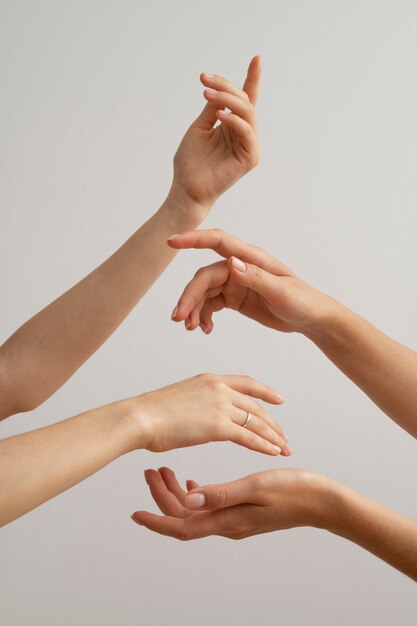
[
  {"left": 218, "top": 277, "right": 297, "bottom": 333},
  {"left": 174, "top": 123, "right": 253, "bottom": 207},
  {"left": 171, "top": 56, "right": 261, "bottom": 209}
]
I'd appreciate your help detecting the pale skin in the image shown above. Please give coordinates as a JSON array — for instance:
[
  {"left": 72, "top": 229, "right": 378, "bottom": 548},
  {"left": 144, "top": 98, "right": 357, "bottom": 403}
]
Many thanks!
[
  {"left": 131, "top": 228, "right": 417, "bottom": 580},
  {"left": 0, "top": 58, "right": 261, "bottom": 421},
  {"left": 133, "top": 466, "right": 417, "bottom": 582},
  {"left": 168, "top": 229, "right": 417, "bottom": 439},
  {"left": 0, "top": 374, "right": 288, "bottom": 527},
  {"left": 0, "top": 58, "right": 293, "bottom": 527}
]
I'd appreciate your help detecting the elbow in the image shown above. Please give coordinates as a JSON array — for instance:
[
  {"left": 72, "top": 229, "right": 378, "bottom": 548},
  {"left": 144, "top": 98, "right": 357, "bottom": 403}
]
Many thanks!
[{"left": 0, "top": 357, "right": 40, "bottom": 420}]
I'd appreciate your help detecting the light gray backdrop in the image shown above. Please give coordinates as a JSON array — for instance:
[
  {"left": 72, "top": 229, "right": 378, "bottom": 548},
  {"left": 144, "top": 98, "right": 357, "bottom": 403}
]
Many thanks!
[{"left": 1, "top": 1, "right": 416, "bottom": 624}]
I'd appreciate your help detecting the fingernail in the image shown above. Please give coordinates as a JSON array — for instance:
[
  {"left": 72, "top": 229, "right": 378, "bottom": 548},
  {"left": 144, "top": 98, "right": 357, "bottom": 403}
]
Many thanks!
[
  {"left": 185, "top": 318, "right": 192, "bottom": 330},
  {"left": 203, "top": 73, "right": 215, "bottom": 79},
  {"left": 131, "top": 514, "right": 143, "bottom": 525},
  {"left": 171, "top": 305, "right": 178, "bottom": 320},
  {"left": 275, "top": 392, "right": 284, "bottom": 403},
  {"left": 283, "top": 433, "right": 289, "bottom": 443},
  {"left": 185, "top": 493, "right": 206, "bottom": 509},
  {"left": 231, "top": 257, "right": 247, "bottom": 272},
  {"left": 286, "top": 445, "right": 293, "bottom": 455},
  {"left": 200, "top": 322, "right": 208, "bottom": 334},
  {"left": 168, "top": 234, "right": 179, "bottom": 240},
  {"left": 272, "top": 445, "right": 282, "bottom": 455},
  {"left": 218, "top": 110, "right": 230, "bottom": 116},
  {"left": 206, "top": 88, "right": 218, "bottom": 95},
  {"left": 144, "top": 470, "right": 151, "bottom": 485}
]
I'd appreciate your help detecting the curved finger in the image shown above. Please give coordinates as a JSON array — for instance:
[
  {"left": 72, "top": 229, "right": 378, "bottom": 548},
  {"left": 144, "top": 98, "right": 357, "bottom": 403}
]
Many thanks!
[
  {"left": 158, "top": 467, "right": 188, "bottom": 506},
  {"left": 219, "top": 374, "right": 284, "bottom": 405},
  {"left": 186, "top": 479, "right": 200, "bottom": 491},
  {"left": 230, "top": 390, "right": 287, "bottom": 438},
  {"left": 204, "top": 90, "right": 255, "bottom": 125},
  {"left": 132, "top": 508, "right": 253, "bottom": 540},
  {"left": 172, "top": 260, "right": 229, "bottom": 323},
  {"left": 216, "top": 111, "right": 258, "bottom": 156},
  {"left": 200, "top": 72, "right": 249, "bottom": 102},
  {"left": 199, "top": 294, "right": 226, "bottom": 334},
  {"left": 187, "top": 285, "right": 227, "bottom": 331},
  {"left": 230, "top": 406, "right": 287, "bottom": 454},
  {"left": 144, "top": 469, "right": 187, "bottom": 518},
  {"left": 227, "top": 423, "right": 281, "bottom": 456},
  {"left": 229, "top": 389, "right": 287, "bottom": 438}
]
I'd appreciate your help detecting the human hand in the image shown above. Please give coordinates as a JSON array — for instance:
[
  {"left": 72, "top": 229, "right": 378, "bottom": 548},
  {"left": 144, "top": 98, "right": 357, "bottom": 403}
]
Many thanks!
[
  {"left": 169, "top": 229, "right": 340, "bottom": 335},
  {"left": 169, "top": 57, "right": 261, "bottom": 221},
  {"left": 128, "top": 373, "right": 291, "bottom": 455},
  {"left": 131, "top": 467, "right": 335, "bottom": 540}
]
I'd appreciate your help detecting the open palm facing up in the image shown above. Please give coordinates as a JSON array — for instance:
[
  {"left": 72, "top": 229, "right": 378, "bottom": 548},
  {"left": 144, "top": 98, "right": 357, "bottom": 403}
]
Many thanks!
[{"left": 131, "top": 467, "right": 332, "bottom": 541}]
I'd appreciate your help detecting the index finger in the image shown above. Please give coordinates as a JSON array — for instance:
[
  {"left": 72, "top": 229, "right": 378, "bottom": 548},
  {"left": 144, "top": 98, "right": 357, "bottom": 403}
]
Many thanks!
[
  {"left": 168, "top": 230, "right": 291, "bottom": 276},
  {"left": 242, "top": 55, "right": 262, "bottom": 105}
]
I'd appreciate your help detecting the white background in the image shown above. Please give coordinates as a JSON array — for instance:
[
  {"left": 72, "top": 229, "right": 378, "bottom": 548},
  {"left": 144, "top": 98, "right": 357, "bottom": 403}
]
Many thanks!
[{"left": 1, "top": 1, "right": 417, "bottom": 624}]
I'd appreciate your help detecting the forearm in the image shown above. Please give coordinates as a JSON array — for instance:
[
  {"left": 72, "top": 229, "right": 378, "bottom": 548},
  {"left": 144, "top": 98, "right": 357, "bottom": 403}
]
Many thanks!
[
  {"left": 324, "top": 481, "right": 417, "bottom": 582},
  {"left": 304, "top": 303, "right": 417, "bottom": 438},
  {"left": 0, "top": 400, "right": 146, "bottom": 526},
  {"left": 0, "top": 187, "right": 206, "bottom": 420}
]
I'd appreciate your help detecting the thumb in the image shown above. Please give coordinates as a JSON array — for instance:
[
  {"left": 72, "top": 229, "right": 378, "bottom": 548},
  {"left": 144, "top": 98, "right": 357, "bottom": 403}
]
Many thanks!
[
  {"left": 227, "top": 256, "right": 284, "bottom": 302},
  {"left": 184, "top": 476, "right": 254, "bottom": 511}
]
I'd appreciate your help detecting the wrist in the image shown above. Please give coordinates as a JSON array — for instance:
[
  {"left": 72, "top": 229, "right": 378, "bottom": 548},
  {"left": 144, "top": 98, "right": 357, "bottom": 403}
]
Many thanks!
[
  {"left": 302, "top": 473, "right": 346, "bottom": 531},
  {"left": 301, "top": 297, "right": 352, "bottom": 344},
  {"left": 161, "top": 181, "right": 213, "bottom": 229},
  {"left": 116, "top": 397, "right": 152, "bottom": 453}
]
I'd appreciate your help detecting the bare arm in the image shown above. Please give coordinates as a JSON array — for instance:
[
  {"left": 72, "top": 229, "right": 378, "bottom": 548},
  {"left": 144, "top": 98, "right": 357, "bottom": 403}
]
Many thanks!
[
  {"left": 0, "top": 57, "right": 261, "bottom": 420},
  {"left": 135, "top": 467, "right": 417, "bottom": 582},
  {"left": 0, "top": 198, "right": 199, "bottom": 419},
  {"left": 0, "top": 372, "right": 286, "bottom": 527},
  {"left": 304, "top": 305, "right": 417, "bottom": 439},
  {"left": 168, "top": 229, "right": 417, "bottom": 438}
]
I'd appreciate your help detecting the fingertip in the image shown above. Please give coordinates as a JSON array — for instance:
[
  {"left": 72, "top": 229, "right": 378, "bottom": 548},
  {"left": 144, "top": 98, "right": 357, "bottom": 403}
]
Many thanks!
[
  {"left": 131, "top": 513, "right": 144, "bottom": 525},
  {"left": 144, "top": 468, "right": 156, "bottom": 485}
]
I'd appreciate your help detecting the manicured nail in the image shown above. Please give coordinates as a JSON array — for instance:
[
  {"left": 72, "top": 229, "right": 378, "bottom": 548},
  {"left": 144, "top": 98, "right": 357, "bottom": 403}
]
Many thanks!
[
  {"left": 231, "top": 257, "right": 247, "bottom": 272},
  {"left": 168, "top": 234, "right": 179, "bottom": 240},
  {"left": 171, "top": 305, "right": 178, "bottom": 320},
  {"left": 275, "top": 392, "right": 284, "bottom": 403},
  {"left": 272, "top": 445, "right": 282, "bottom": 455},
  {"left": 203, "top": 73, "right": 215, "bottom": 79},
  {"left": 286, "top": 445, "right": 293, "bottom": 455},
  {"left": 283, "top": 432, "right": 289, "bottom": 443},
  {"left": 200, "top": 322, "right": 208, "bottom": 334},
  {"left": 218, "top": 109, "right": 230, "bottom": 117},
  {"left": 206, "top": 88, "right": 218, "bottom": 95},
  {"left": 185, "top": 318, "right": 191, "bottom": 330},
  {"left": 185, "top": 493, "right": 206, "bottom": 509}
]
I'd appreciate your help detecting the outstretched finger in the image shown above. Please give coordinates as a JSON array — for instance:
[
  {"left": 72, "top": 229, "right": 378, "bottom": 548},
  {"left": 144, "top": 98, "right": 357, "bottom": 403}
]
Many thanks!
[
  {"left": 168, "top": 230, "right": 290, "bottom": 275},
  {"left": 242, "top": 56, "right": 262, "bottom": 105}
]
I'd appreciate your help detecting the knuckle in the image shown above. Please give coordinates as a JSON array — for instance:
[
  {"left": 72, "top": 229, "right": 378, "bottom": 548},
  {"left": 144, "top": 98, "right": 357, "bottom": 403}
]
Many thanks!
[
  {"left": 216, "top": 489, "right": 229, "bottom": 509},
  {"left": 194, "top": 266, "right": 207, "bottom": 279}
]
